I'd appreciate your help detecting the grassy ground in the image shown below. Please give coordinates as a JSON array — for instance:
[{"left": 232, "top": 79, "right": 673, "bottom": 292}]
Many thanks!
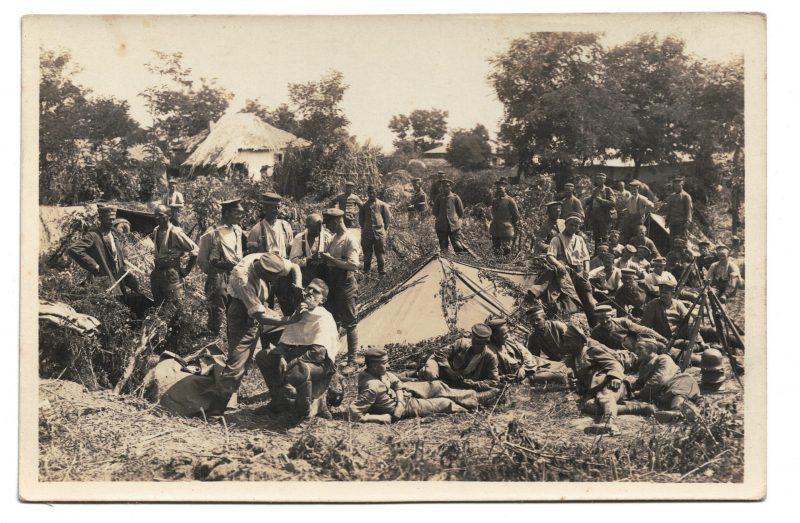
[{"left": 37, "top": 172, "right": 747, "bottom": 483}]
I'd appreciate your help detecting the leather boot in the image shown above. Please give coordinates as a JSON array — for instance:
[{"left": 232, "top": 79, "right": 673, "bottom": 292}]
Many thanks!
[{"left": 617, "top": 401, "right": 655, "bottom": 417}]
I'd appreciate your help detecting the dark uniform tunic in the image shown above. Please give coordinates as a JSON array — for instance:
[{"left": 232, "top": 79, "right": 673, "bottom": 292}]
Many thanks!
[{"left": 419, "top": 338, "right": 499, "bottom": 391}]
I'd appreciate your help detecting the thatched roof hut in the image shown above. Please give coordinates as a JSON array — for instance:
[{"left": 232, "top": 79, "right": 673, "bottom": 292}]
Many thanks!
[{"left": 182, "top": 112, "right": 310, "bottom": 179}]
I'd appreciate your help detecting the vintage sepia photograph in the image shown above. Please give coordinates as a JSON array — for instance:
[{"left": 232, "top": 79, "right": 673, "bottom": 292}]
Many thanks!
[{"left": 19, "top": 13, "right": 766, "bottom": 501}]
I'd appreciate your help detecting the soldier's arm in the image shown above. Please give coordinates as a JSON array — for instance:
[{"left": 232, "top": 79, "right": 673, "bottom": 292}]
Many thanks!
[
  {"left": 463, "top": 353, "right": 500, "bottom": 391},
  {"left": 66, "top": 234, "right": 101, "bottom": 274},
  {"left": 383, "top": 203, "right": 392, "bottom": 232},
  {"left": 623, "top": 318, "right": 668, "bottom": 343},
  {"left": 685, "top": 194, "right": 693, "bottom": 223},
  {"left": 586, "top": 343, "right": 625, "bottom": 382},
  {"left": 455, "top": 195, "right": 465, "bottom": 218},
  {"left": 348, "top": 383, "right": 389, "bottom": 423}
]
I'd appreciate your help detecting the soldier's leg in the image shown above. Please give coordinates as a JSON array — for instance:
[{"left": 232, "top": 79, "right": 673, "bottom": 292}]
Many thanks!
[
  {"left": 595, "top": 384, "right": 624, "bottom": 419},
  {"left": 436, "top": 229, "right": 450, "bottom": 251},
  {"left": 571, "top": 272, "right": 598, "bottom": 327},
  {"left": 361, "top": 235, "right": 374, "bottom": 273},
  {"left": 402, "top": 380, "right": 478, "bottom": 410},
  {"left": 340, "top": 294, "right": 359, "bottom": 367},
  {"left": 205, "top": 273, "right": 226, "bottom": 335},
  {"left": 400, "top": 397, "right": 467, "bottom": 419},
  {"left": 450, "top": 229, "right": 467, "bottom": 253},
  {"left": 255, "top": 345, "right": 287, "bottom": 399},
  {"left": 491, "top": 237, "right": 502, "bottom": 254},
  {"left": 212, "top": 300, "right": 260, "bottom": 412},
  {"left": 373, "top": 237, "right": 387, "bottom": 274},
  {"left": 150, "top": 269, "right": 165, "bottom": 306},
  {"left": 416, "top": 358, "right": 441, "bottom": 381}
]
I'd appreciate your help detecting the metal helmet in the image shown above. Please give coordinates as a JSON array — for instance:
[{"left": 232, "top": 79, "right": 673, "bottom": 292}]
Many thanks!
[{"left": 700, "top": 348, "right": 724, "bottom": 371}]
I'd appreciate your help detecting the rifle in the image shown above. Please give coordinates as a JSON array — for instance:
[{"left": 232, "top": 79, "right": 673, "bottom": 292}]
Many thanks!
[{"left": 662, "top": 279, "right": 711, "bottom": 356}]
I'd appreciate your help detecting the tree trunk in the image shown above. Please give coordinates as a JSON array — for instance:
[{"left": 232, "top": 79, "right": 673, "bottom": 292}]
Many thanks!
[{"left": 633, "top": 158, "right": 641, "bottom": 180}]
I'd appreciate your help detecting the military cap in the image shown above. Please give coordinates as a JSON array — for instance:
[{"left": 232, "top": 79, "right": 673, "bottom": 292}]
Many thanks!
[
  {"left": 261, "top": 191, "right": 282, "bottom": 203},
  {"left": 698, "top": 240, "right": 711, "bottom": 247},
  {"left": 524, "top": 302, "right": 545, "bottom": 316},
  {"left": 595, "top": 304, "right": 614, "bottom": 316},
  {"left": 627, "top": 179, "right": 642, "bottom": 187},
  {"left": 658, "top": 281, "right": 677, "bottom": 291},
  {"left": 673, "top": 237, "right": 687, "bottom": 245},
  {"left": 715, "top": 244, "right": 730, "bottom": 253},
  {"left": 440, "top": 178, "right": 454, "bottom": 185},
  {"left": 323, "top": 208, "right": 345, "bottom": 218},
  {"left": 563, "top": 182, "right": 575, "bottom": 189},
  {"left": 437, "top": 170, "right": 445, "bottom": 175},
  {"left": 673, "top": 176, "right": 685, "bottom": 182},
  {"left": 169, "top": 202, "right": 185, "bottom": 209},
  {"left": 471, "top": 323, "right": 492, "bottom": 340},
  {"left": 596, "top": 242, "right": 609, "bottom": 249},
  {"left": 652, "top": 257, "right": 667, "bottom": 265},
  {"left": 564, "top": 212, "right": 583, "bottom": 225},
  {"left": 602, "top": 252, "right": 616, "bottom": 261},
  {"left": 495, "top": 178, "right": 508, "bottom": 186},
  {"left": 608, "top": 229, "right": 621, "bottom": 235},
  {"left": 255, "top": 253, "right": 290, "bottom": 277},
  {"left": 486, "top": 318, "right": 507, "bottom": 330},
  {"left": 594, "top": 172, "right": 608, "bottom": 179},
  {"left": 637, "top": 245, "right": 652, "bottom": 255},
  {"left": 220, "top": 198, "right": 242, "bottom": 209},
  {"left": 412, "top": 177, "right": 422, "bottom": 183},
  {"left": 344, "top": 181, "right": 356, "bottom": 187},
  {"left": 545, "top": 201, "right": 563, "bottom": 208},
  {"left": 620, "top": 268, "right": 638, "bottom": 278},
  {"left": 98, "top": 205, "right": 117, "bottom": 216},
  {"left": 625, "top": 244, "right": 638, "bottom": 254},
  {"left": 364, "top": 346, "right": 389, "bottom": 363},
  {"left": 167, "top": 178, "right": 179, "bottom": 186}
]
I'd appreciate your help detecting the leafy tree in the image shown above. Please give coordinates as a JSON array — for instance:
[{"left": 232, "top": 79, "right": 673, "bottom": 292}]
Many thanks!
[
  {"left": 240, "top": 99, "right": 301, "bottom": 136},
  {"left": 139, "top": 51, "right": 233, "bottom": 146},
  {"left": 602, "top": 34, "right": 697, "bottom": 178},
  {"left": 489, "top": 32, "right": 625, "bottom": 186},
  {"left": 388, "top": 108, "right": 449, "bottom": 153},
  {"left": 287, "top": 70, "right": 350, "bottom": 150},
  {"left": 446, "top": 124, "right": 493, "bottom": 171},
  {"left": 39, "top": 48, "right": 142, "bottom": 204}
]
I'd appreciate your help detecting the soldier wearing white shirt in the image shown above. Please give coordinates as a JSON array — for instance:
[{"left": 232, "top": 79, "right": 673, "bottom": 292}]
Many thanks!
[{"left": 547, "top": 212, "right": 597, "bottom": 327}]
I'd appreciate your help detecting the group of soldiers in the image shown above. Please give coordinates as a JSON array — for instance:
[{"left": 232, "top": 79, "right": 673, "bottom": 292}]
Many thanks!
[{"left": 65, "top": 171, "right": 743, "bottom": 433}]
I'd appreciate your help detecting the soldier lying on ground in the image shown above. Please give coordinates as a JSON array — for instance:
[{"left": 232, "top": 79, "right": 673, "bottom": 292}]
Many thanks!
[
  {"left": 349, "top": 347, "right": 478, "bottom": 423},
  {"left": 561, "top": 327, "right": 654, "bottom": 436},
  {"left": 486, "top": 317, "right": 569, "bottom": 387},
  {"left": 626, "top": 339, "right": 701, "bottom": 423},
  {"left": 418, "top": 324, "right": 499, "bottom": 396}
]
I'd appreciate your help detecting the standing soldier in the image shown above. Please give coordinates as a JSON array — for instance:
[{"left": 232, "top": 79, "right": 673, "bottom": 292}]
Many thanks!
[
  {"left": 197, "top": 199, "right": 246, "bottom": 336},
  {"left": 585, "top": 172, "right": 616, "bottom": 248},
  {"left": 489, "top": 178, "right": 520, "bottom": 255},
  {"left": 320, "top": 208, "right": 362, "bottom": 372},
  {"left": 247, "top": 192, "right": 297, "bottom": 315},
  {"left": 432, "top": 178, "right": 467, "bottom": 253},
  {"left": 534, "top": 201, "right": 563, "bottom": 253},
  {"left": 67, "top": 205, "right": 140, "bottom": 299},
  {"left": 150, "top": 204, "right": 198, "bottom": 307},
  {"left": 613, "top": 180, "right": 631, "bottom": 232},
  {"left": 623, "top": 181, "right": 655, "bottom": 240},
  {"left": 407, "top": 177, "right": 429, "bottom": 217},
  {"left": 162, "top": 177, "right": 186, "bottom": 227},
  {"left": 664, "top": 176, "right": 693, "bottom": 244},
  {"left": 289, "top": 213, "right": 332, "bottom": 285},
  {"left": 546, "top": 212, "right": 598, "bottom": 327},
  {"left": 559, "top": 182, "right": 584, "bottom": 220},
  {"left": 331, "top": 180, "right": 364, "bottom": 229},
  {"left": 359, "top": 185, "right": 392, "bottom": 275}
]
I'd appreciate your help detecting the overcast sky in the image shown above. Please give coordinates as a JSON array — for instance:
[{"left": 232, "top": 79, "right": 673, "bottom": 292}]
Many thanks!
[{"left": 30, "top": 14, "right": 750, "bottom": 150}]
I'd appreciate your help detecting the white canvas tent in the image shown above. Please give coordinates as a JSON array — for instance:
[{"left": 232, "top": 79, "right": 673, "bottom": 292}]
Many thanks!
[{"left": 356, "top": 256, "right": 537, "bottom": 348}]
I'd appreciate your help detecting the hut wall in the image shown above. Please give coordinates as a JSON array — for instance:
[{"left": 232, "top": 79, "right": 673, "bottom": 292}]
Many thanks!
[{"left": 235, "top": 150, "right": 278, "bottom": 180}]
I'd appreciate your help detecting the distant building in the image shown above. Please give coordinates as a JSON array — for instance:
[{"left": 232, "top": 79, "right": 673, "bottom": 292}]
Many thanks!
[{"left": 181, "top": 112, "right": 310, "bottom": 180}]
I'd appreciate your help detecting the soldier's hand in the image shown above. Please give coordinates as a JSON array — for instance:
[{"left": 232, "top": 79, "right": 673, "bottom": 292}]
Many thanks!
[
  {"left": 608, "top": 378, "right": 622, "bottom": 392},
  {"left": 515, "top": 367, "right": 527, "bottom": 382}
]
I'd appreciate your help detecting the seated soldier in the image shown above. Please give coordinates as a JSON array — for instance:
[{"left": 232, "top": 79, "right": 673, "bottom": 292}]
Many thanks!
[
  {"left": 632, "top": 245, "right": 652, "bottom": 273},
  {"left": 589, "top": 243, "right": 610, "bottom": 271},
  {"left": 349, "top": 347, "right": 478, "bottom": 423},
  {"left": 627, "top": 339, "right": 701, "bottom": 422},
  {"left": 615, "top": 244, "right": 645, "bottom": 278},
  {"left": 589, "top": 252, "right": 622, "bottom": 293},
  {"left": 643, "top": 257, "right": 677, "bottom": 298},
  {"left": 590, "top": 304, "right": 668, "bottom": 352},
  {"left": 629, "top": 224, "right": 661, "bottom": 259},
  {"left": 486, "top": 318, "right": 569, "bottom": 386},
  {"left": 561, "top": 328, "right": 653, "bottom": 436},
  {"left": 614, "top": 268, "right": 649, "bottom": 317},
  {"left": 524, "top": 301, "right": 569, "bottom": 362},
  {"left": 665, "top": 237, "right": 695, "bottom": 279},
  {"left": 706, "top": 244, "right": 742, "bottom": 303},
  {"left": 418, "top": 323, "right": 499, "bottom": 392},
  {"left": 696, "top": 240, "right": 716, "bottom": 274},
  {"left": 607, "top": 229, "right": 625, "bottom": 258},
  {"left": 255, "top": 278, "right": 341, "bottom": 421}
]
